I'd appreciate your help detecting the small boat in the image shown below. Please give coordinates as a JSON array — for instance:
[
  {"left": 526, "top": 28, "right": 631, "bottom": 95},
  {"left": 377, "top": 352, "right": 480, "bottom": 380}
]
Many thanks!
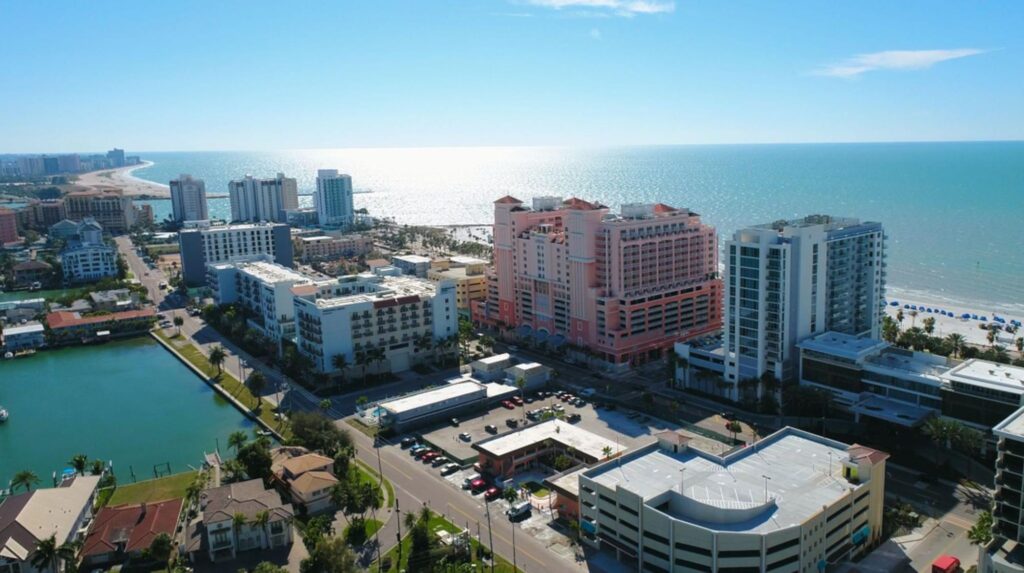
[{"left": 0, "top": 407, "right": 8, "bottom": 423}]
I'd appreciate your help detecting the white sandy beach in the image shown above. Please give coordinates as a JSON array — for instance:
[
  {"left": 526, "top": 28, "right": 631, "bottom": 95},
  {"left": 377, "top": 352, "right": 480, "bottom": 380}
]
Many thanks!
[
  {"left": 884, "top": 290, "right": 1023, "bottom": 347},
  {"left": 73, "top": 161, "right": 169, "bottom": 198}
]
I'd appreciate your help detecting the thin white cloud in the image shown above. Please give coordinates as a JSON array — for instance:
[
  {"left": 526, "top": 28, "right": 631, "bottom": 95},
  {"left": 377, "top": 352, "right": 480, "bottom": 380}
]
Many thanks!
[
  {"left": 816, "top": 49, "right": 987, "bottom": 78},
  {"left": 590, "top": 27, "right": 602, "bottom": 40},
  {"left": 521, "top": 0, "right": 674, "bottom": 17}
]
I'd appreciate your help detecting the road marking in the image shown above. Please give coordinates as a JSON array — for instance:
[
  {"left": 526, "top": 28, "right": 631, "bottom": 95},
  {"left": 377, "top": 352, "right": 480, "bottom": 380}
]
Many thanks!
[{"left": 446, "top": 503, "right": 543, "bottom": 567}]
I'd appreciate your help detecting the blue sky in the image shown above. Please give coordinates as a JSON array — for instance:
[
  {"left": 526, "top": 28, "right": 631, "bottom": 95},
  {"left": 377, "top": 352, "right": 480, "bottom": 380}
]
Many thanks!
[{"left": 1, "top": 0, "right": 1022, "bottom": 151}]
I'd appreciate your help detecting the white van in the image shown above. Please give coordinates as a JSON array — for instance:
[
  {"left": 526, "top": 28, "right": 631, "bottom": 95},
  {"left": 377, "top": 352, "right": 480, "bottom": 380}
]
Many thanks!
[
  {"left": 506, "top": 501, "right": 531, "bottom": 519},
  {"left": 462, "top": 473, "right": 481, "bottom": 489}
]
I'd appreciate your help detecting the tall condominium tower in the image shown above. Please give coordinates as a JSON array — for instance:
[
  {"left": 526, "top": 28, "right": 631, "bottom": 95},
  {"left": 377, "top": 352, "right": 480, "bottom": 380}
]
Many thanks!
[
  {"left": 314, "top": 169, "right": 354, "bottom": 227},
  {"left": 474, "top": 196, "right": 721, "bottom": 368},
  {"left": 228, "top": 173, "right": 298, "bottom": 223},
  {"left": 169, "top": 174, "right": 209, "bottom": 222},
  {"left": 723, "top": 215, "right": 885, "bottom": 386}
]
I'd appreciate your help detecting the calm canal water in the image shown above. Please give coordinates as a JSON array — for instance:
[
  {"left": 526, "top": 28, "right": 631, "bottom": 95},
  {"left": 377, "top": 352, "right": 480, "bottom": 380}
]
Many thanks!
[{"left": 0, "top": 337, "right": 253, "bottom": 487}]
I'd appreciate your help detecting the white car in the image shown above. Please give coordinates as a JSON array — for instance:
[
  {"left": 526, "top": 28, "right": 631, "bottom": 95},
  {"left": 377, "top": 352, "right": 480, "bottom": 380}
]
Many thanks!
[{"left": 440, "top": 463, "right": 460, "bottom": 475}]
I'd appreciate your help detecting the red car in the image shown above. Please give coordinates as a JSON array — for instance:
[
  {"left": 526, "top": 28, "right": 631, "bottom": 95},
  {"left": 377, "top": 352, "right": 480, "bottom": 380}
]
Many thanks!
[
  {"left": 484, "top": 486, "right": 503, "bottom": 501},
  {"left": 415, "top": 449, "right": 435, "bottom": 459},
  {"left": 422, "top": 451, "right": 440, "bottom": 462},
  {"left": 470, "top": 478, "right": 487, "bottom": 491},
  {"left": 501, "top": 400, "right": 515, "bottom": 410},
  {"left": 512, "top": 396, "right": 524, "bottom": 406}
]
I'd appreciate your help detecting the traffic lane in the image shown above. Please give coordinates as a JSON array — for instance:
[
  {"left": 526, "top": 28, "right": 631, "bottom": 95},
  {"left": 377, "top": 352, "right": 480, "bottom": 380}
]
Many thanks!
[
  {"left": 905, "top": 521, "right": 969, "bottom": 571},
  {"left": 348, "top": 427, "right": 580, "bottom": 573}
]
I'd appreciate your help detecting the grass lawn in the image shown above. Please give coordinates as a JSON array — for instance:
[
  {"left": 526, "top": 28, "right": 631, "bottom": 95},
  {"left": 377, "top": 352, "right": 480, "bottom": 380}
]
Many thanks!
[
  {"left": 377, "top": 511, "right": 520, "bottom": 573},
  {"left": 353, "top": 459, "right": 395, "bottom": 508},
  {"left": 522, "top": 481, "right": 549, "bottom": 498},
  {"left": 154, "top": 330, "right": 291, "bottom": 439},
  {"left": 108, "top": 471, "right": 197, "bottom": 506},
  {"left": 345, "top": 417, "right": 378, "bottom": 438}
]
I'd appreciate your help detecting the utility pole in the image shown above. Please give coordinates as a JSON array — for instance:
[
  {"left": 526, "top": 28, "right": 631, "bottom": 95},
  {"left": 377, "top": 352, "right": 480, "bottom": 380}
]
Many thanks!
[
  {"left": 374, "top": 436, "right": 384, "bottom": 571},
  {"left": 762, "top": 474, "right": 772, "bottom": 503},
  {"left": 485, "top": 497, "right": 495, "bottom": 573},
  {"left": 511, "top": 515, "right": 518, "bottom": 573},
  {"left": 396, "top": 497, "right": 403, "bottom": 566}
]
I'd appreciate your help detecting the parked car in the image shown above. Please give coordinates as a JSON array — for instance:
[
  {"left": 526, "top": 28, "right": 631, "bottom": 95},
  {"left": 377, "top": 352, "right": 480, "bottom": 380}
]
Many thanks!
[
  {"left": 574, "top": 399, "right": 586, "bottom": 407},
  {"left": 400, "top": 437, "right": 417, "bottom": 448},
  {"left": 441, "top": 463, "right": 460, "bottom": 475},
  {"left": 506, "top": 501, "right": 531, "bottom": 519},
  {"left": 524, "top": 396, "right": 535, "bottom": 404},
  {"left": 462, "top": 474, "right": 482, "bottom": 489},
  {"left": 415, "top": 449, "right": 436, "bottom": 459},
  {"left": 484, "top": 486, "right": 503, "bottom": 501},
  {"left": 512, "top": 396, "right": 524, "bottom": 406},
  {"left": 410, "top": 445, "right": 428, "bottom": 456},
  {"left": 506, "top": 418, "right": 519, "bottom": 428},
  {"left": 451, "top": 417, "right": 460, "bottom": 426},
  {"left": 720, "top": 411, "right": 737, "bottom": 421},
  {"left": 470, "top": 478, "right": 487, "bottom": 492},
  {"left": 422, "top": 451, "right": 440, "bottom": 462},
  {"left": 459, "top": 432, "right": 472, "bottom": 441},
  {"left": 579, "top": 388, "right": 596, "bottom": 398},
  {"left": 431, "top": 456, "right": 449, "bottom": 467},
  {"left": 566, "top": 413, "right": 581, "bottom": 423},
  {"left": 485, "top": 424, "right": 498, "bottom": 434},
  {"left": 553, "top": 404, "right": 564, "bottom": 412},
  {"left": 501, "top": 400, "right": 515, "bottom": 410}
]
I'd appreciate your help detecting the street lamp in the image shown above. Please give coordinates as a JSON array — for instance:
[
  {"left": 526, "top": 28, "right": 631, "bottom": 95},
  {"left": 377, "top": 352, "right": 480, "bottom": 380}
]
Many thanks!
[
  {"left": 762, "top": 474, "right": 772, "bottom": 503},
  {"left": 679, "top": 468, "right": 686, "bottom": 495}
]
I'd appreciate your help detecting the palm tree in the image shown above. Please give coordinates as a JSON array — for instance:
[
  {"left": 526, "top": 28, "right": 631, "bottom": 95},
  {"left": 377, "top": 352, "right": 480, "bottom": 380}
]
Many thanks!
[
  {"left": 968, "top": 511, "right": 994, "bottom": 546},
  {"left": 354, "top": 351, "right": 369, "bottom": 381},
  {"left": 12, "top": 470, "right": 39, "bottom": 492},
  {"left": 987, "top": 328, "right": 997, "bottom": 347},
  {"left": 232, "top": 512, "right": 248, "bottom": 548},
  {"left": 908, "top": 309, "right": 918, "bottom": 328},
  {"left": 331, "top": 353, "right": 348, "bottom": 384},
  {"left": 896, "top": 309, "right": 905, "bottom": 330},
  {"left": 601, "top": 445, "right": 613, "bottom": 459},
  {"left": 227, "top": 430, "right": 248, "bottom": 454},
  {"left": 251, "top": 510, "right": 270, "bottom": 548},
  {"left": 946, "top": 333, "right": 966, "bottom": 358},
  {"left": 69, "top": 454, "right": 89, "bottom": 475},
  {"left": 209, "top": 346, "right": 227, "bottom": 376},
  {"left": 1017, "top": 337, "right": 1024, "bottom": 354},
  {"left": 29, "top": 535, "right": 58, "bottom": 573},
  {"left": 922, "top": 316, "right": 936, "bottom": 335},
  {"left": 173, "top": 315, "right": 184, "bottom": 337},
  {"left": 90, "top": 459, "right": 105, "bottom": 476},
  {"left": 319, "top": 398, "right": 332, "bottom": 412}
]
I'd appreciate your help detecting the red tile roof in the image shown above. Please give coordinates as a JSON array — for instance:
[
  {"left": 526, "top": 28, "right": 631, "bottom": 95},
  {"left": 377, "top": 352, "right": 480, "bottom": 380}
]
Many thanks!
[
  {"left": 562, "top": 197, "right": 600, "bottom": 211},
  {"left": 846, "top": 444, "right": 890, "bottom": 465},
  {"left": 494, "top": 195, "right": 522, "bottom": 204},
  {"left": 81, "top": 498, "right": 183, "bottom": 557},
  {"left": 46, "top": 308, "right": 156, "bottom": 330},
  {"left": 652, "top": 203, "right": 678, "bottom": 214}
]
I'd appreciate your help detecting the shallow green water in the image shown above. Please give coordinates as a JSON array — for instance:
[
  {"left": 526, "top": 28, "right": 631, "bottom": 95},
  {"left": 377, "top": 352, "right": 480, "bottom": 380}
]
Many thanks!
[{"left": 0, "top": 337, "right": 253, "bottom": 487}]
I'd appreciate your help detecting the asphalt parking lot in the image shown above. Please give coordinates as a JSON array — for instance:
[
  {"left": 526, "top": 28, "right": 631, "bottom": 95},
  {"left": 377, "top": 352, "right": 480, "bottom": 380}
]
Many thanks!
[{"left": 412, "top": 388, "right": 730, "bottom": 467}]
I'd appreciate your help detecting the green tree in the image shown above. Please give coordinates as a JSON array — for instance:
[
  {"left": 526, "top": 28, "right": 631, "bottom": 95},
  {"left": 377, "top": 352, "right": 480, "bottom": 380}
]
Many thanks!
[
  {"left": 253, "top": 563, "right": 288, "bottom": 573},
  {"left": 300, "top": 515, "right": 334, "bottom": 544},
  {"left": 69, "top": 454, "right": 89, "bottom": 475},
  {"left": 237, "top": 441, "right": 273, "bottom": 480},
  {"left": 29, "top": 535, "right": 76, "bottom": 573},
  {"left": 173, "top": 315, "right": 184, "bottom": 337},
  {"left": 1017, "top": 337, "right": 1023, "bottom": 354},
  {"left": 90, "top": 459, "right": 105, "bottom": 476},
  {"left": 246, "top": 371, "right": 267, "bottom": 409},
  {"left": 922, "top": 316, "right": 936, "bottom": 335},
  {"left": 250, "top": 510, "right": 270, "bottom": 548},
  {"left": 988, "top": 328, "right": 997, "bottom": 347},
  {"left": 145, "top": 532, "right": 174, "bottom": 567},
  {"left": 319, "top": 398, "right": 333, "bottom": 412},
  {"left": 968, "top": 511, "right": 994, "bottom": 546},
  {"left": 232, "top": 512, "right": 248, "bottom": 548},
  {"left": 946, "top": 333, "right": 966, "bottom": 358},
  {"left": 601, "top": 445, "right": 613, "bottom": 459},
  {"left": 300, "top": 536, "right": 360, "bottom": 573},
  {"left": 516, "top": 376, "right": 527, "bottom": 420},
  {"left": 331, "top": 353, "right": 349, "bottom": 384},
  {"left": 290, "top": 411, "right": 352, "bottom": 457},
  {"left": 228, "top": 430, "right": 248, "bottom": 454},
  {"left": 726, "top": 421, "right": 742, "bottom": 442},
  {"left": 209, "top": 346, "right": 227, "bottom": 376},
  {"left": 12, "top": 470, "right": 40, "bottom": 492}
]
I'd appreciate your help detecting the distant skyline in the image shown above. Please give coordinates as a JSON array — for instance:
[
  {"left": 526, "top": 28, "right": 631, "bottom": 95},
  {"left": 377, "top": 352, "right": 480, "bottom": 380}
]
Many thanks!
[{"left": 2, "top": 0, "right": 1022, "bottom": 152}]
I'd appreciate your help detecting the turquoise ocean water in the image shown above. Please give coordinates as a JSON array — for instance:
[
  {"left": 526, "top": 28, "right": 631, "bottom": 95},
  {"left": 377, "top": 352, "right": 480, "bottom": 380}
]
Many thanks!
[{"left": 129, "top": 143, "right": 1024, "bottom": 315}]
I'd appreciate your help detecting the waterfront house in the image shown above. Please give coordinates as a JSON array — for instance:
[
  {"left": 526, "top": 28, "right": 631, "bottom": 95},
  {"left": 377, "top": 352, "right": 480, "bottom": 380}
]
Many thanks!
[
  {"left": 274, "top": 453, "right": 337, "bottom": 514},
  {"left": 60, "top": 219, "right": 118, "bottom": 284},
  {"left": 1, "top": 321, "right": 46, "bottom": 352},
  {"left": 185, "top": 479, "right": 293, "bottom": 564},
  {"left": 0, "top": 475, "right": 101, "bottom": 573},
  {"left": 88, "top": 288, "right": 139, "bottom": 312},
  {"left": 80, "top": 498, "right": 183, "bottom": 568},
  {"left": 45, "top": 308, "right": 156, "bottom": 345},
  {"left": 11, "top": 260, "right": 52, "bottom": 287}
]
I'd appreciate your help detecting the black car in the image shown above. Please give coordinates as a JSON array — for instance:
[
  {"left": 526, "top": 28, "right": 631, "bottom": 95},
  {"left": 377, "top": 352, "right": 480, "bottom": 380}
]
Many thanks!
[
  {"left": 720, "top": 411, "right": 737, "bottom": 421},
  {"left": 400, "top": 437, "right": 416, "bottom": 449},
  {"left": 566, "top": 413, "right": 581, "bottom": 423},
  {"left": 506, "top": 418, "right": 519, "bottom": 428},
  {"left": 451, "top": 417, "right": 460, "bottom": 427},
  {"left": 485, "top": 424, "right": 498, "bottom": 434}
]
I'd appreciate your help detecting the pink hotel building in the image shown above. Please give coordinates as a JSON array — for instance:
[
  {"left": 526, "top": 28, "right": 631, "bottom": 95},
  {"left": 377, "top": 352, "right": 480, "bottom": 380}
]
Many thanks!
[{"left": 472, "top": 195, "right": 721, "bottom": 367}]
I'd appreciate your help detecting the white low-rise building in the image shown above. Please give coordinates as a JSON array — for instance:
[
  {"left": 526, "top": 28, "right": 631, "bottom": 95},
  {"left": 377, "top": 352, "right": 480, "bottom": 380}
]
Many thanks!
[
  {"left": 469, "top": 353, "right": 512, "bottom": 381},
  {"left": 60, "top": 218, "right": 117, "bottom": 284},
  {"left": 1, "top": 321, "right": 46, "bottom": 352},
  {"left": 207, "top": 260, "right": 311, "bottom": 344},
  {"left": 579, "top": 427, "right": 888, "bottom": 573},
  {"left": 293, "top": 274, "right": 457, "bottom": 375}
]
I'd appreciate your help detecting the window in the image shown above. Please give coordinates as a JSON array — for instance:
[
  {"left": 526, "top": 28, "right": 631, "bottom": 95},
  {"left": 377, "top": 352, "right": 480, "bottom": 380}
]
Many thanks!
[
  {"left": 767, "top": 538, "right": 799, "bottom": 553},
  {"left": 643, "top": 531, "right": 669, "bottom": 545},
  {"left": 719, "top": 549, "right": 761, "bottom": 558}
]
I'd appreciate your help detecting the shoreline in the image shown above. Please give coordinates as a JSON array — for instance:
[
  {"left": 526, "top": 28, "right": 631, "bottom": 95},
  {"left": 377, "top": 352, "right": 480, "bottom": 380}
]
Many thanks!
[
  {"left": 883, "top": 286, "right": 1023, "bottom": 347},
  {"left": 73, "top": 161, "right": 170, "bottom": 198}
]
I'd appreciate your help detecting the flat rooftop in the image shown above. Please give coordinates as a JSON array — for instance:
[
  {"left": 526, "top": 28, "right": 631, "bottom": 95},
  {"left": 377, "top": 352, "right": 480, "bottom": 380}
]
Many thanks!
[
  {"left": 944, "top": 359, "right": 1024, "bottom": 395},
  {"left": 380, "top": 380, "right": 486, "bottom": 415},
  {"left": 3, "top": 322, "right": 44, "bottom": 336},
  {"left": 864, "top": 348, "right": 949, "bottom": 379},
  {"left": 449, "top": 256, "right": 488, "bottom": 266},
  {"left": 394, "top": 254, "right": 431, "bottom": 264},
  {"left": 586, "top": 429, "right": 860, "bottom": 533},
  {"left": 994, "top": 407, "right": 1024, "bottom": 440},
  {"left": 474, "top": 353, "right": 511, "bottom": 367},
  {"left": 474, "top": 419, "right": 624, "bottom": 460},
  {"left": 236, "top": 261, "right": 310, "bottom": 284},
  {"left": 799, "top": 331, "right": 888, "bottom": 361},
  {"left": 302, "top": 275, "right": 438, "bottom": 309}
]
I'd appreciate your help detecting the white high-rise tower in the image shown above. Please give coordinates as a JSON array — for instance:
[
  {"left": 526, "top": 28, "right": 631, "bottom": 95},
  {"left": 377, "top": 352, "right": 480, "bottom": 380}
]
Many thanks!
[{"left": 314, "top": 169, "right": 354, "bottom": 227}]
